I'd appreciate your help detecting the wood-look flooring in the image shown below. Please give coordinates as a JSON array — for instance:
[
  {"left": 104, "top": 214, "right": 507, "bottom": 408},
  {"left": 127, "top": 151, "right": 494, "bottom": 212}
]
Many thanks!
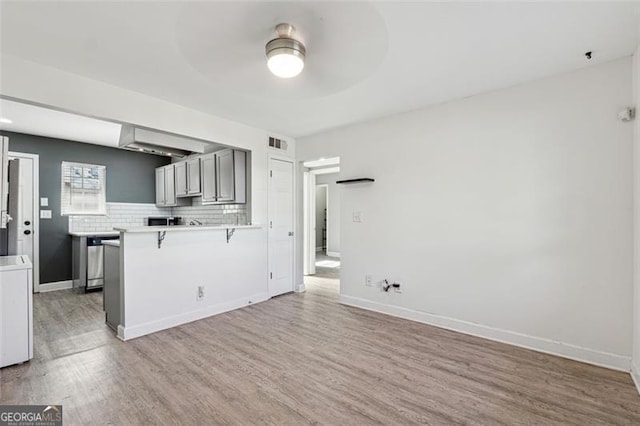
[{"left": 1, "top": 266, "right": 639, "bottom": 425}]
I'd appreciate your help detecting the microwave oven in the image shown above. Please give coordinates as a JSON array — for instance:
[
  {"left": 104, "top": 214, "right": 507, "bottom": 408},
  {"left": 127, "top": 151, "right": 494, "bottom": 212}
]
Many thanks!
[{"left": 147, "top": 217, "right": 182, "bottom": 226}]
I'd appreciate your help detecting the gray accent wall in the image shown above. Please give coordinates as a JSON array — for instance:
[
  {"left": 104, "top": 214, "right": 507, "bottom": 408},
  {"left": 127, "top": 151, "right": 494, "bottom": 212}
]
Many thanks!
[{"left": 0, "top": 131, "right": 170, "bottom": 284}]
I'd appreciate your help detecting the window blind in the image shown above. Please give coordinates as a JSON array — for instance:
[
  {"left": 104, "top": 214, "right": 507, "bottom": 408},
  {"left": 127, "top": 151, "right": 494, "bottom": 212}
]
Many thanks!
[{"left": 60, "top": 162, "right": 107, "bottom": 216}]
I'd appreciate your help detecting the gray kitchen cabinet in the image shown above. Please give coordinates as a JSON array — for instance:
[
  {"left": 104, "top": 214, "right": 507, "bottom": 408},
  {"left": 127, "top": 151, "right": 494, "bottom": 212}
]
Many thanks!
[
  {"left": 187, "top": 158, "right": 201, "bottom": 195},
  {"left": 175, "top": 161, "right": 188, "bottom": 197},
  {"left": 164, "top": 165, "right": 176, "bottom": 206},
  {"left": 201, "top": 154, "right": 216, "bottom": 202},
  {"left": 200, "top": 149, "right": 246, "bottom": 204},
  {"left": 155, "top": 167, "right": 166, "bottom": 205},
  {"left": 155, "top": 164, "right": 181, "bottom": 207},
  {"left": 104, "top": 243, "right": 122, "bottom": 332},
  {"left": 175, "top": 158, "right": 201, "bottom": 197},
  {"left": 216, "top": 149, "right": 235, "bottom": 202}
]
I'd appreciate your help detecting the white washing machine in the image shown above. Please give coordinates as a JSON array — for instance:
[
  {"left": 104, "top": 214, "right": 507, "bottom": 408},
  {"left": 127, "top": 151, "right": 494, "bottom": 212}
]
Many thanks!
[{"left": 0, "top": 255, "right": 33, "bottom": 368}]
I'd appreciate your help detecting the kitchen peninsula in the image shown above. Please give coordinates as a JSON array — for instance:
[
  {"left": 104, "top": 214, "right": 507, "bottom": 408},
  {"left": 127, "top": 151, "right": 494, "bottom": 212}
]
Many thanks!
[{"left": 105, "top": 224, "right": 266, "bottom": 340}]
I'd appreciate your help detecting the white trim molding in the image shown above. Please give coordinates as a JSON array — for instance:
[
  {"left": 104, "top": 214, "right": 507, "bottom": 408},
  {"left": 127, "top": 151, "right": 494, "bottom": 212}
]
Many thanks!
[
  {"left": 327, "top": 251, "right": 340, "bottom": 258},
  {"left": 340, "top": 295, "right": 631, "bottom": 372},
  {"left": 295, "top": 283, "right": 306, "bottom": 293},
  {"left": 632, "top": 362, "right": 640, "bottom": 395},
  {"left": 38, "top": 280, "right": 72, "bottom": 292}
]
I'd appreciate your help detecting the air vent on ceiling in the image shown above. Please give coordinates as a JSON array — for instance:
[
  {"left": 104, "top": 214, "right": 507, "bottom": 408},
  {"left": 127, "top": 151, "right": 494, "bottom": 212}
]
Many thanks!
[{"left": 268, "top": 136, "right": 288, "bottom": 151}]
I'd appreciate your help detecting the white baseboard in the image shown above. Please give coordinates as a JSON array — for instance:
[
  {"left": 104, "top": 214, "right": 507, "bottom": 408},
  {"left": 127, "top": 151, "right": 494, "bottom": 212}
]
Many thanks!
[
  {"left": 632, "top": 362, "right": 640, "bottom": 395},
  {"left": 315, "top": 247, "right": 323, "bottom": 252},
  {"left": 340, "top": 295, "right": 631, "bottom": 372},
  {"left": 327, "top": 251, "right": 340, "bottom": 258},
  {"left": 38, "top": 280, "right": 73, "bottom": 292},
  {"left": 295, "top": 283, "right": 306, "bottom": 293},
  {"left": 120, "top": 292, "right": 270, "bottom": 341}
]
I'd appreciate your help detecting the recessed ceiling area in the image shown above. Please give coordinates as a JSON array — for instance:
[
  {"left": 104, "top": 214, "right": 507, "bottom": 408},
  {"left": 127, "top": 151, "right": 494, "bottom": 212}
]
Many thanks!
[
  {"left": 303, "top": 157, "right": 340, "bottom": 168},
  {"left": 1, "top": 2, "right": 639, "bottom": 138},
  {"left": 0, "top": 98, "right": 122, "bottom": 147},
  {"left": 0, "top": 98, "right": 225, "bottom": 155},
  {"left": 175, "top": 2, "right": 387, "bottom": 99},
  {"left": 304, "top": 157, "right": 340, "bottom": 175}
]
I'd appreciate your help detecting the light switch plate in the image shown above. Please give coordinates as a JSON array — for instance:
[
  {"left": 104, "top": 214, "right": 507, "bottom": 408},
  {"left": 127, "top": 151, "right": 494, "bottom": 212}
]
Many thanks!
[
  {"left": 40, "top": 197, "right": 49, "bottom": 207},
  {"left": 352, "top": 211, "right": 362, "bottom": 223},
  {"left": 40, "top": 210, "right": 52, "bottom": 219}
]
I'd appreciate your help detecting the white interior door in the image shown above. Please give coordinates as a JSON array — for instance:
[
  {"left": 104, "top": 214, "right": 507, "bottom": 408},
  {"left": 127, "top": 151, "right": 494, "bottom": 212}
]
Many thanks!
[
  {"left": 268, "top": 158, "right": 294, "bottom": 297},
  {"left": 7, "top": 153, "right": 39, "bottom": 291}
]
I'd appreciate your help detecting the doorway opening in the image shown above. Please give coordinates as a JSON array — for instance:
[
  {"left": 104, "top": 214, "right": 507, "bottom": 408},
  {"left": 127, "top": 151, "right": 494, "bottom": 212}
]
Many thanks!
[{"left": 302, "top": 157, "right": 340, "bottom": 295}]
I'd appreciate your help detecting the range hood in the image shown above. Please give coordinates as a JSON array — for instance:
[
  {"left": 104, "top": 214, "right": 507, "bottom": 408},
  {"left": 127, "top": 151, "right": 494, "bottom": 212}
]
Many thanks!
[{"left": 119, "top": 126, "right": 207, "bottom": 158}]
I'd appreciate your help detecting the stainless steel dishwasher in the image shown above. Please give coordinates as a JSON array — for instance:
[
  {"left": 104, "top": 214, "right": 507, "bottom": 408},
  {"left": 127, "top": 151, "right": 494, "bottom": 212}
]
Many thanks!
[{"left": 72, "top": 235, "right": 120, "bottom": 292}]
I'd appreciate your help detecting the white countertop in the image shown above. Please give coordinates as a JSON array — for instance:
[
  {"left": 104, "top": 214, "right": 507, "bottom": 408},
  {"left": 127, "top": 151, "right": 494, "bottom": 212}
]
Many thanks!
[
  {"left": 102, "top": 240, "right": 121, "bottom": 247},
  {"left": 0, "top": 255, "right": 32, "bottom": 271},
  {"left": 69, "top": 231, "right": 120, "bottom": 237},
  {"left": 114, "top": 224, "right": 261, "bottom": 233}
]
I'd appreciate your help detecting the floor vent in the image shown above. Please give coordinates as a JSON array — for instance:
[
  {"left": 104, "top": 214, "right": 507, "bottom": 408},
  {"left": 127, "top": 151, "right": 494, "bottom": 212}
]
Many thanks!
[{"left": 268, "top": 137, "right": 288, "bottom": 151}]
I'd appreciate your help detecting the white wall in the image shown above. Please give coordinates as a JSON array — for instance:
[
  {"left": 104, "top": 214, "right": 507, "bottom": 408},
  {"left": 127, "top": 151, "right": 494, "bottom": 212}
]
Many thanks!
[
  {"left": 316, "top": 173, "right": 341, "bottom": 256},
  {"left": 632, "top": 47, "right": 640, "bottom": 388},
  {"left": 297, "top": 58, "right": 634, "bottom": 370}
]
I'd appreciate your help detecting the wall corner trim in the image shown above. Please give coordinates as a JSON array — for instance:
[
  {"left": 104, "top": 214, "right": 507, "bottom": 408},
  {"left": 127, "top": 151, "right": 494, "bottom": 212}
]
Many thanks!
[
  {"left": 632, "top": 362, "right": 640, "bottom": 396},
  {"left": 339, "top": 295, "right": 631, "bottom": 372},
  {"left": 295, "top": 283, "right": 306, "bottom": 293}
]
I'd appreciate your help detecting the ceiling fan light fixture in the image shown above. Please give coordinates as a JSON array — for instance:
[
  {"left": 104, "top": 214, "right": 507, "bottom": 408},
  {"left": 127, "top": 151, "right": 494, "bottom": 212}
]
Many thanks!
[{"left": 265, "top": 23, "right": 306, "bottom": 79}]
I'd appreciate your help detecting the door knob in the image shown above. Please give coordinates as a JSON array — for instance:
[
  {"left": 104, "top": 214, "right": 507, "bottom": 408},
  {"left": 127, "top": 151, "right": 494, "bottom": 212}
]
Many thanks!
[
  {"left": 24, "top": 230, "right": 31, "bottom": 235},
  {"left": 288, "top": 231, "right": 294, "bottom": 236}
]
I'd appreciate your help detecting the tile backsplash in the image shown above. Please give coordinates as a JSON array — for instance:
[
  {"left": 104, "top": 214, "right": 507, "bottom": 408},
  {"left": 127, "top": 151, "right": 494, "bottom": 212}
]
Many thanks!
[
  {"left": 68, "top": 203, "right": 171, "bottom": 232},
  {"left": 68, "top": 201, "right": 248, "bottom": 232},
  {"left": 172, "top": 198, "right": 248, "bottom": 226}
]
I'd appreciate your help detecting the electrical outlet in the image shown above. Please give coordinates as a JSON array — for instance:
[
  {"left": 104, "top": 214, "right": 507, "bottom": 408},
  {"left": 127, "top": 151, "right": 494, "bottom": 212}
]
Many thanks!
[
  {"left": 197, "top": 286, "right": 204, "bottom": 301},
  {"left": 365, "top": 275, "right": 373, "bottom": 286}
]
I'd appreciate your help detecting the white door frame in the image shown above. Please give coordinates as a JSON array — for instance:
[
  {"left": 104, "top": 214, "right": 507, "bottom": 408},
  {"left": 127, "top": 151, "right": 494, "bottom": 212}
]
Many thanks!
[
  {"left": 303, "top": 172, "right": 317, "bottom": 276},
  {"left": 8, "top": 151, "right": 40, "bottom": 292},
  {"left": 267, "top": 154, "right": 298, "bottom": 294}
]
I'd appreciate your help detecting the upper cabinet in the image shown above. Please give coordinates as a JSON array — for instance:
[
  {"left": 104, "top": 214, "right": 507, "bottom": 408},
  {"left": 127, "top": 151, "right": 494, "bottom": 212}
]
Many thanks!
[
  {"left": 175, "top": 158, "right": 201, "bottom": 197},
  {"left": 201, "top": 149, "right": 246, "bottom": 204},
  {"left": 155, "top": 164, "right": 178, "bottom": 207},
  {"left": 216, "top": 149, "right": 235, "bottom": 202},
  {"left": 187, "top": 158, "right": 201, "bottom": 195},
  {"left": 156, "top": 149, "right": 246, "bottom": 207},
  {"left": 175, "top": 161, "right": 188, "bottom": 197}
]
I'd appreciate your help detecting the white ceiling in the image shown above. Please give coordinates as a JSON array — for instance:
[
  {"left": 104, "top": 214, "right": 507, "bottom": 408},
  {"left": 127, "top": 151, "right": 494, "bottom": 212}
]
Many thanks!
[{"left": 1, "top": 1, "right": 639, "bottom": 138}]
